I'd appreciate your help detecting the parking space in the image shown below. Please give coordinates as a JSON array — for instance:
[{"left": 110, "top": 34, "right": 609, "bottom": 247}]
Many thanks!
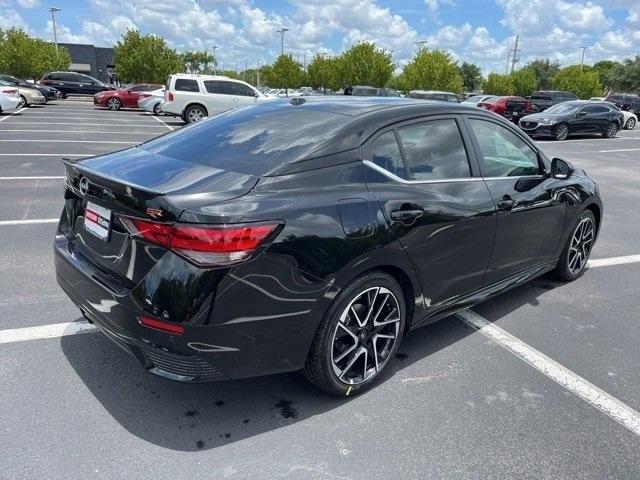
[{"left": 1, "top": 102, "right": 640, "bottom": 479}]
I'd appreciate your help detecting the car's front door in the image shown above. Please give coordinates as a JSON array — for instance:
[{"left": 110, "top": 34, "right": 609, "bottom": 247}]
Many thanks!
[
  {"left": 121, "top": 85, "right": 146, "bottom": 107},
  {"left": 229, "top": 82, "right": 259, "bottom": 108},
  {"left": 464, "top": 116, "right": 567, "bottom": 284},
  {"left": 363, "top": 116, "right": 496, "bottom": 310}
]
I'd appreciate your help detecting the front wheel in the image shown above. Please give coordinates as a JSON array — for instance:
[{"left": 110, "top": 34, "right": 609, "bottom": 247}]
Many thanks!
[
  {"left": 304, "top": 271, "right": 406, "bottom": 396},
  {"left": 604, "top": 122, "right": 618, "bottom": 138},
  {"left": 625, "top": 117, "right": 636, "bottom": 130},
  {"left": 553, "top": 123, "right": 569, "bottom": 141},
  {"left": 106, "top": 98, "right": 121, "bottom": 111},
  {"left": 553, "top": 210, "right": 596, "bottom": 282}
]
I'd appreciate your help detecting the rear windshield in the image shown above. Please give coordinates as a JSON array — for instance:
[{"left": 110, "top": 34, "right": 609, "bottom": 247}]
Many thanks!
[
  {"left": 531, "top": 93, "right": 551, "bottom": 100},
  {"left": 140, "top": 102, "right": 353, "bottom": 175},
  {"left": 545, "top": 102, "right": 582, "bottom": 114}
]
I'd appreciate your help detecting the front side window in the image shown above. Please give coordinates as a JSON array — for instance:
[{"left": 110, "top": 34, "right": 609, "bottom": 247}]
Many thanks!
[
  {"left": 468, "top": 119, "right": 540, "bottom": 177},
  {"left": 230, "top": 82, "right": 257, "bottom": 96},
  {"left": 369, "top": 131, "right": 407, "bottom": 179},
  {"left": 174, "top": 79, "right": 200, "bottom": 92},
  {"left": 396, "top": 119, "right": 470, "bottom": 180}
]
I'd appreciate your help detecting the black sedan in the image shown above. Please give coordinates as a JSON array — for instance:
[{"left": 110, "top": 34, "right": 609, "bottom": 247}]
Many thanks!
[
  {"left": 519, "top": 100, "right": 624, "bottom": 140},
  {"left": 54, "top": 98, "right": 602, "bottom": 395}
]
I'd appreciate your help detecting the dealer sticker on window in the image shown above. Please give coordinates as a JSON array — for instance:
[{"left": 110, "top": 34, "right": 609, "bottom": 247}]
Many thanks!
[{"left": 84, "top": 201, "right": 111, "bottom": 241}]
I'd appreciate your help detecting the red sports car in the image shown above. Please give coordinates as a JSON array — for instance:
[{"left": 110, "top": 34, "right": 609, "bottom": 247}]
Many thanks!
[{"left": 94, "top": 84, "right": 163, "bottom": 110}]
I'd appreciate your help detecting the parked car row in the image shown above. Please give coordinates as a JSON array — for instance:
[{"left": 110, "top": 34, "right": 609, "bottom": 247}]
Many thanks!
[{"left": 0, "top": 73, "right": 57, "bottom": 111}]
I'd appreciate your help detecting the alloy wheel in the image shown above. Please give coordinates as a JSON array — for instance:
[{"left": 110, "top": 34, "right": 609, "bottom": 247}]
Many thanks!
[
  {"left": 188, "top": 107, "right": 204, "bottom": 122},
  {"left": 17, "top": 96, "right": 26, "bottom": 108},
  {"left": 107, "top": 98, "right": 121, "bottom": 110},
  {"left": 606, "top": 123, "right": 618, "bottom": 137},
  {"left": 555, "top": 123, "right": 568, "bottom": 141},
  {"left": 626, "top": 118, "right": 636, "bottom": 130},
  {"left": 567, "top": 217, "right": 594, "bottom": 275},
  {"left": 331, "top": 286, "right": 401, "bottom": 385}
]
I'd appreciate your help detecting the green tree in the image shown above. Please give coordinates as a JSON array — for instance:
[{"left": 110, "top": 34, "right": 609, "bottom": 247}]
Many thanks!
[
  {"left": 113, "top": 29, "right": 184, "bottom": 83},
  {"left": 306, "top": 54, "right": 339, "bottom": 93},
  {"left": 457, "top": 61, "right": 483, "bottom": 92},
  {"left": 524, "top": 58, "right": 560, "bottom": 90},
  {"left": 510, "top": 68, "right": 537, "bottom": 96},
  {"left": 397, "top": 48, "right": 463, "bottom": 92},
  {"left": 269, "top": 54, "right": 303, "bottom": 93},
  {"left": 604, "top": 56, "right": 640, "bottom": 93},
  {"left": 482, "top": 73, "right": 514, "bottom": 95},
  {"left": 552, "top": 65, "right": 602, "bottom": 98},
  {"left": 181, "top": 51, "right": 214, "bottom": 74},
  {"left": 592, "top": 60, "right": 620, "bottom": 91},
  {"left": 336, "top": 42, "right": 394, "bottom": 88},
  {"left": 0, "top": 27, "right": 71, "bottom": 80}
]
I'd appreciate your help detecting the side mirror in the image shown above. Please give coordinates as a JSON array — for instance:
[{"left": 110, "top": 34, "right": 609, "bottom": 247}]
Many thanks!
[{"left": 551, "top": 158, "right": 573, "bottom": 180}]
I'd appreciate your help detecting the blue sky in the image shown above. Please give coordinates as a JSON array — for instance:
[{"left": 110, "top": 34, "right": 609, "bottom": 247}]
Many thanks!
[{"left": 1, "top": 0, "right": 638, "bottom": 73}]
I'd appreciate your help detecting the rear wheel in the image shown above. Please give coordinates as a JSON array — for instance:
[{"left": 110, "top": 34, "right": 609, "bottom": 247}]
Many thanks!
[
  {"left": 553, "top": 210, "right": 596, "bottom": 282},
  {"left": 106, "top": 98, "right": 121, "bottom": 111},
  {"left": 553, "top": 123, "right": 569, "bottom": 141},
  {"left": 152, "top": 102, "right": 162, "bottom": 116},
  {"left": 625, "top": 117, "right": 636, "bottom": 130},
  {"left": 18, "top": 95, "right": 27, "bottom": 108},
  {"left": 184, "top": 104, "right": 207, "bottom": 123},
  {"left": 304, "top": 271, "right": 406, "bottom": 396},
  {"left": 604, "top": 122, "right": 618, "bottom": 138}
]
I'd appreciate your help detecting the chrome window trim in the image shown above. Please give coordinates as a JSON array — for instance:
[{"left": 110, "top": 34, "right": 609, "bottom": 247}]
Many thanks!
[{"left": 364, "top": 160, "right": 547, "bottom": 184}]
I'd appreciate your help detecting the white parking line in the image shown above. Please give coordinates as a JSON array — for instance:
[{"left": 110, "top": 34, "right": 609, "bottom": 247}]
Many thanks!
[
  {"left": 0, "top": 321, "right": 96, "bottom": 345},
  {"left": 0, "top": 176, "right": 64, "bottom": 180},
  {"left": 458, "top": 309, "right": 640, "bottom": 437},
  {"left": 536, "top": 137, "right": 640, "bottom": 144},
  {"left": 0, "top": 107, "right": 28, "bottom": 122},
  {"left": 0, "top": 154, "right": 91, "bottom": 156},
  {"left": 0, "top": 139, "right": 137, "bottom": 144},
  {"left": 0, "top": 219, "right": 59, "bottom": 226},
  {"left": 148, "top": 113, "right": 175, "bottom": 131},
  {"left": 4, "top": 122, "right": 167, "bottom": 128},
  {"left": 598, "top": 148, "right": 640, "bottom": 153},
  {"left": 588, "top": 254, "right": 640, "bottom": 268},
  {"left": 0, "top": 129, "right": 161, "bottom": 135}
]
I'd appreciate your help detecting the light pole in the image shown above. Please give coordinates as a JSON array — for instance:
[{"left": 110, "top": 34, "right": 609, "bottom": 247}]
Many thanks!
[
  {"left": 212, "top": 45, "right": 218, "bottom": 75},
  {"left": 277, "top": 28, "right": 289, "bottom": 56},
  {"left": 49, "top": 7, "right": 61, "bottom": 51},
  {"left": 579, "top": 46, "right": 586, "bottom": 71}
]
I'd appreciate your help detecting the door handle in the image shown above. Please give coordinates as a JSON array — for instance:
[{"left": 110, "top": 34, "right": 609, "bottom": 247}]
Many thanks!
[
  {"left": 496, "top": 195, "right": 516, "bottom": 211},
  {"left": 390, "top": 209, "right": 423, "bottom": 222}
]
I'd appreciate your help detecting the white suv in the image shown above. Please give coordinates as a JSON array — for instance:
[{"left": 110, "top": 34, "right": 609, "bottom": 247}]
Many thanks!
[{"left": 163, "top": 74, "right": 269, "bottom": 124}]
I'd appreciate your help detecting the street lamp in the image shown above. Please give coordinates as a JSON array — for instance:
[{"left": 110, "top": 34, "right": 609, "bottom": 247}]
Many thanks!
[
  {"left": 212, "top": 45, "right": 218, "bottom": 75},
  {"left": 49, "top": 7, "right": 61, "bottom": 50},
  {"left": 414, "top": 40, "right": 427, "bottom": 51},
  {"left": 277, "top": 28, "right": 289, "bottom": 56}
]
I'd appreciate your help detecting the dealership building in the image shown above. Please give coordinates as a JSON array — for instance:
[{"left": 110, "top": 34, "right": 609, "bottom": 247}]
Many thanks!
[{"left": 59, "top": 43, "right": 116, "bottom": 84}]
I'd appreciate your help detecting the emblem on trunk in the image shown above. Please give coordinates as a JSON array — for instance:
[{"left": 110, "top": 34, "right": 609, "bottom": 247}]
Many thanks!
[
  {"left": 146, "top": 207, "right": 164, "bottom": 219},
  {"left": 78, "top": 177, "right": 89, "bottom": 196}
]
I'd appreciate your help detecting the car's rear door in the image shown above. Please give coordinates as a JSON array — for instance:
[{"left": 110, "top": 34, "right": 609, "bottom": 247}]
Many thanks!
[
  {"left": 464, "top": 115, "right": 567, "bottom": 284},
  {"left": 203, "top": 80, "right": 234, "bottom": 113},
  {"left": 363, "top": 115, "right": 496, "bottom": 309}
]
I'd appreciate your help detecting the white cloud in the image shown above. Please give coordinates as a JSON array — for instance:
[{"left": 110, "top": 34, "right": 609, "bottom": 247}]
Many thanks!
[
  {"left": 16, "top": 0, "right": 40, "bottom": 8},
  {"left": 0, "top": 8, "right": 29, "bottom": 29}
]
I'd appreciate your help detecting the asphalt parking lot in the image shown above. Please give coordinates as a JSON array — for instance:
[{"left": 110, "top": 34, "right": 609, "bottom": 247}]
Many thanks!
[{"left": 1, "top": 101, "right": 640, "bottom": 480}]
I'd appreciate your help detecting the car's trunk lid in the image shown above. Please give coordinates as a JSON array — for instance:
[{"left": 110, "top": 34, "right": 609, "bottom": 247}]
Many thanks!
[{"left": 60, "top": 148, "right": 259, "bottom": 288}]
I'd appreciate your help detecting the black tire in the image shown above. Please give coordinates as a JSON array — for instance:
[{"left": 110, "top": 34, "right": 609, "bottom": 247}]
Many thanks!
[
  {"left": 304, "top": 271, "right": 406, "bottom": 396},
  {"left": 18, "top": 95, "right": 27, "bottom": 108},
  {"left": 625, "top": 117, "right": 636, "bottom": 130},
  {"left": 184, "top": 104, "right": 207, "bottom": 124},
  {"left": 552, "top": 210, "right": 596, "bottom": 282},
  {"left": 106, "top": 98, "right": 121, "bottom": 111},
  {"left": 553, "top": 123, "right": 569, "bottom": 141},
  {"left": 152, "top": 102, "right": 162, "bottom": 116},
  {"left": 603, "top": 122, "right": 618, "bottom": 138}
]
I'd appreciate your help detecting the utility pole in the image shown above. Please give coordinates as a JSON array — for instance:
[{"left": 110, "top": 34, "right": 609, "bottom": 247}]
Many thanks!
[
  {"left": 257, "top": 61, "right": 260, "bottom": 87},
  {"left": 579, "top": 46, "right": 586, "bottom": 71},
  {"left": 510, "top": 35, "right": 520, "bottom": 73},
  {"left": 277, "top": 28, "right": 289, "bottom": 56},
  {"left": 244, "top": 61, "right": 247, "bottom": 82},
  {"left": 48, "top": 7, "right": 61, "bottom": 51},
  {"left": 505, "top": 49, "right": 512, "bottom": 74},
  {"left": 212, "top": 46, "right": 218, "bottom": 75}
]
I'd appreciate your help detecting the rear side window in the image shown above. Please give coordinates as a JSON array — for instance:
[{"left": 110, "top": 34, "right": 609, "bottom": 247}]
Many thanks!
[
  {"left": 581, "top": 105, "right": 609, "bottom": 114},
  {"left": 370, "top": 131, "right": 407, "bottom": 179},
  {"left": 204, "top": 80, "right": 231, "bottom": 94},
  {"left": 531, "top": 93, "right": 551, "bottom": 100},
  {"left": 397, "top": 119, "right": 470, "bottom": 180},
  {"left": 174, "top": 79, "right": 199, "bottom": 92},
  {"left": 468, "top": 119, "right": 540, "bottom": 177}
]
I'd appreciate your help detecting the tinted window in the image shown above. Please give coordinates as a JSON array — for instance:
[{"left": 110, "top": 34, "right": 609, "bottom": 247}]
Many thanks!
[
  {"left": 581, "top": 105, "right": 608, "bottom": 114},
  {"left": 129, "top": 85, "right": 148, "bottom": 92},
  {"left": 141, "top": 102, "right": 354, "bottom": 175},
  {"left": 230, "top": 82, "right": 256, "bottom": 97},
  {"left": 204, "top": 80, "right": 230, "bottom": 94},
  {"left": 369, "top": 131, "right": 407, "bottom": 179},
  {"left": 469, "top": 119, "right": 540, "bottom": 177},
  {"left": 174, "top": 79, "right": 200, "bottom": 92},
  {"left": 531, "top": 93, "right": 551, "bottom": 100},
  {"left": 397, "top": 119, "right": 470, "bottom": 180}
]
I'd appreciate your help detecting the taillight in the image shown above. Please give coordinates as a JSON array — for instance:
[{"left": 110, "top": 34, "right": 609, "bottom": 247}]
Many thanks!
[
  {"left": 120, "top": 217, "right": 280, "bottom": 267},
  {"left": 139, "top": 93, "right": 151, "bottom": 100},
  {"left": 165, "top": 90, "right": 174, "bottom": 102},
  {"left": 138, "top": 314, "right": 184, "bottom": 335},
  {"left": 2, "top": 88, "right": 17, "bottom": 94}
]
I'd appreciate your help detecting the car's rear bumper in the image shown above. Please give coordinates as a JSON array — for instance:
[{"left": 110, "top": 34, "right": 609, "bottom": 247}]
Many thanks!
[{"left": 2, "top": 97, "right": 22, "bottom": 110}]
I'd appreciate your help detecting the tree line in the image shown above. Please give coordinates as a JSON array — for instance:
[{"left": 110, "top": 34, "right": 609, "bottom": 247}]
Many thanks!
[{"left": 2, "top": 27, "right": 639, "bottom": 99}]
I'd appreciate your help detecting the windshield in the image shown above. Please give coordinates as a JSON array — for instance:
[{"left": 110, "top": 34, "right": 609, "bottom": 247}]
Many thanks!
[
  {"left": 463, "top": 95, "right": 484, "bottom": 103},
  {"left": 545, "top": 102, "right": 583, "bottom": 114}
]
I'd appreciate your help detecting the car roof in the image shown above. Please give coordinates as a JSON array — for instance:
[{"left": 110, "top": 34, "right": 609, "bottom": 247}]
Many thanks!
[
  {"left": 170, "top": 74, "right": 231, "bottom": 80},
  {"left": 410, "top": 90, "right": 456, "bottom": 94}
]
